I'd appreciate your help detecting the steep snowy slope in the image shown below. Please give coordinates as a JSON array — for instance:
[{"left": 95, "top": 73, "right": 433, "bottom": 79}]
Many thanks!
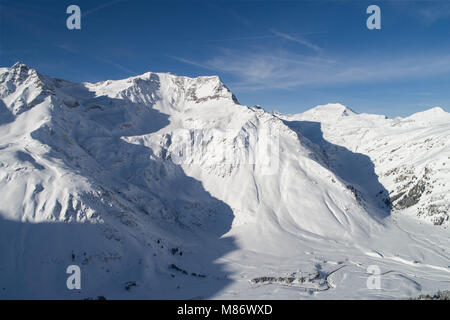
[
  {"left": 284, "top": 103, "right": 450, "bottom": 226},
  {"left": 0, "top": 64, "right": 449, "bottom": 299}
]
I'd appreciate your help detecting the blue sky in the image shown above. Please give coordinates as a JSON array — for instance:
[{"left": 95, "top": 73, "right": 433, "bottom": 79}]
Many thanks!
[{"left": 1, "top": 0, "right": 450, "bottom": 117}]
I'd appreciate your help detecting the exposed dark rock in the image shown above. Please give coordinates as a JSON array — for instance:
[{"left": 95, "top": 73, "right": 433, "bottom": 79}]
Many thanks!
[
  {"left": 413, "top": 290, "right": 450, "bottom": 300},
  {"left": 124, "top": 281, "right": 137, "bottom": 291},
  {"left": 169, "top": 264, "right": 206, "bottom": 278},
  {"left": 395, "top": 180, "right": 426, "bottom": 209}
]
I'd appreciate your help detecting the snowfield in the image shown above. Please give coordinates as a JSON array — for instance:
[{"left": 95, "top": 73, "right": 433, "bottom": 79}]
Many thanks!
[{"left": 0, "top": 63, "right": 449, "bottom": 299}]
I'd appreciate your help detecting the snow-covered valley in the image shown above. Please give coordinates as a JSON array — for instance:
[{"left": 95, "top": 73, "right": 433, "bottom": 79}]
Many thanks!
[{"left": 0, "top": 63, "right": 449, "bottom": 299}]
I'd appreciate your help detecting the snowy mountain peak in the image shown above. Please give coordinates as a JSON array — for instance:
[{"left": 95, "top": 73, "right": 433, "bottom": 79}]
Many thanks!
[
  {"left": 1, "top": 63, "right": 240, "bottom": 118},
  {"left": 313, "top": 103, "right": 356, "bottom": 114},
  {"left": 4, "top": 61, "right": 36, "bottom": 79},
  {"left": 300, "top": 103, "right": 357, "bottom": 121},
  {"left": 405, "top": 107, "right": 450, "bottom": 125},
  {"left": 0, "top": 62, "right": 52, "bottom": 115},
  {"left": 11, "top": 61, "right": 30, "bottom": 71},
  {"left": 80, "top": 70, "right": 239, "bottom": 114}
]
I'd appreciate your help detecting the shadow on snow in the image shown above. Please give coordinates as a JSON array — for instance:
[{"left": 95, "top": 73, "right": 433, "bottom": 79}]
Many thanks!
[
  {"left": 0, "top": 74, "right": 237, "bottom": 299},
  {"left": 283, "top": 120, "right": 391, "bottom": 219}
]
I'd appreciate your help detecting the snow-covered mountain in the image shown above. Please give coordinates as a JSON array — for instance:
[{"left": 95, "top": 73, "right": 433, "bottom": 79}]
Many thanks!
[
  {"left": 0, "top": 63, "right": 449, "bottom": 299},
  {"left": 283, "top": 103, "right": 450, "bottom": 226}
]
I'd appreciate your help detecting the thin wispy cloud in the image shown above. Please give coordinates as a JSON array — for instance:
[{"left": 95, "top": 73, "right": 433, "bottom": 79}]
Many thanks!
[
  {"left": 227, "top": 9, "right": 253, "bottom": 28},
  {"left": 82, "top": 0, "right": 123, "bottom": 17},
  {"left": 205, "top": 1, "right": 253, "bottom": 28},
  {"left": 200, "top": 31, "right": 328, "bottom": 43},
  {"left": 270, "top": 29, "right": 322, "bottom": 53},
  {"left": 95, "top": 57, "right": 137, "bottom": 75},
  {"left": 55, "top": 43, "right": 136, "bottom": 76},
  {"left": 171, "top": 49, "right": 450, "bottom": 91},
  {"left": 166, "top": 55, "right": 216, "bottom": 71},
  {"left": 415, "top": 2, "right": 450, "bottom": 23},
  {"left": 393, "top": 0, "right": 450, "bottom": 24}
]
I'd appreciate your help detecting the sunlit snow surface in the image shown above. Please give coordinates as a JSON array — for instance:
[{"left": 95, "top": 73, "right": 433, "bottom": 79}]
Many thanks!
[{"left": 0, "top": 63, "right": 448, "bottom": 299}]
